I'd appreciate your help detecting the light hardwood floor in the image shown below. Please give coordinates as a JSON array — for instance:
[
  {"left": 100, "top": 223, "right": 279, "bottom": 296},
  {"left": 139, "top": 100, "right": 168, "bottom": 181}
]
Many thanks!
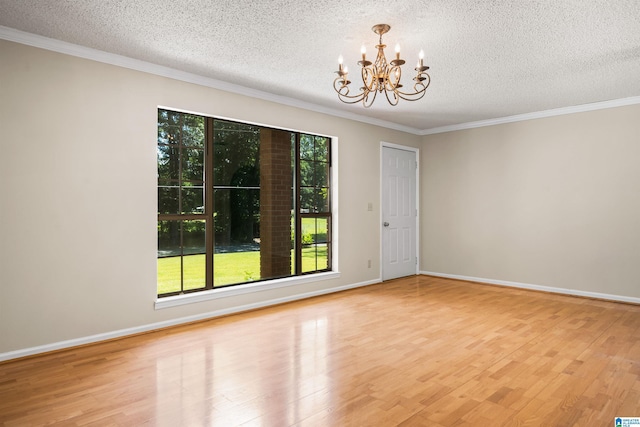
[{"left": 1, "top": 275, "right": 639, "bottom": 426}]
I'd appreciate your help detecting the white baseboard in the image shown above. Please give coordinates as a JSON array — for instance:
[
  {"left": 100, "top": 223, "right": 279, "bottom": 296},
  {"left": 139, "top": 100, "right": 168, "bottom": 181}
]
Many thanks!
[
  {"left": 420, "top": 271, "right": 640, "bottom": 304},
  {"left": 0, "top": 278, "right": 381, "bottom": 363}
]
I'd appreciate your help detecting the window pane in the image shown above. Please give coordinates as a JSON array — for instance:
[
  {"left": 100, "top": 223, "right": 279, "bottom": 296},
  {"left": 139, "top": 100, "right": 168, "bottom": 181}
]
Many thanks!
[
  {"left": 213, "top": 250, "right": 260, "bottom": 287},
  {"left": 158, "top": 220, "right": 181, "bottom": 294},
  {"left": 157, "top": 145, "right": 179, "bottom": 183},
  {"left": 158, "top": 186, "right": 179, "bottom": 214},
  {"left": 290, "top": 210, "right": 296, "bottom": 274},
  {"left": 182, "top": 148, "right": 204, "bottom": 182},
  {"left": 298, "top": 132, "right": 329, "bottom": 214},
  {"left": 300, "top": 187, "right": 314, "bottom": 212},
  {"left": 301, "top": 217, "right": 315, "bottom": 244},
  {"left": 300, "top": 188, "right": 329, "bottom": 213},
  {"left": 300, "top": 134, "right": 314, "bottom": 160},
  {"left": 316, "top": 243, "right": 329, "bottom": 270},
  {"left": 314, "top": 161, "right": 329, "bottom": 187},
  {"left": 315, "top": 217, "right": 329, "bottom": 244},
  {"left": 158, "top": 109, "right": 182, "bottom": 129},
  {"left": 315, "top": 187, "right": 329, "bottom": 213},
  {"left": 182, "top": 186, "right": 204, "bottom": 214},
  {"left": 214, "top": 188, "right": 260, "bottom": 246},
  {"left": 300, "top": 160, "right": 314, "bottom": 187},
  {"left": 213, "top": 120, "right": 260, "bottom": 186},
  {"left": 301, "top": 243, "right": 329, "bottom": 273},
  {"left": 301, "top": 244, "right": 317, "bottom": 273},
  {"left": 183, "top": 220, "right": 206, "bottom": 291},
  {"left": 214, "top": 188, "right": 261, "bottom": 287},
  {"left": 158, "top": 110, "right": 204, "bottom": 148},
  {"left": 158, "top": 110, "right": 206, "bottom": 217},
  {"left": 159, "top": 125, "right": 181, "bottom": 145},
  {"left": 301, "top": 217, "right": 329, "bottom": 273},
  {"left": 157, "top": 106, "right": 180, "bottom": 143},
  {"left": 181, "top": 117, "right": 205, "bottom": 148},
  {"left": 157, "top": 220, "right": 206, "bottom": 295},
  {"left": 314, "top": 136, "right": 329, "bottom": 161}
]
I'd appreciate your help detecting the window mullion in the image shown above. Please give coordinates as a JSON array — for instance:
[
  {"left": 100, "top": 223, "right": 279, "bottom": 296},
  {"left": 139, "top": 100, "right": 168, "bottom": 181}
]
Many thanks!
[
  {"left": 205, "top": 117, "right": 215, "bottom": 290},
  {"left": 178, "top": 115, "right": 184, "bottom": 293},
  {"left": 295, "top": 133, "right": 302, "bottom": 275}
]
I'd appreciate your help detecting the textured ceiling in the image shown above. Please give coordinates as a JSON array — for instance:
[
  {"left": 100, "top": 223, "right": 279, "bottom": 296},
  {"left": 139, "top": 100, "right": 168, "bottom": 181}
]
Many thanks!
[{"left": 1, "top": 0, "right": 639, "bottom": 132}]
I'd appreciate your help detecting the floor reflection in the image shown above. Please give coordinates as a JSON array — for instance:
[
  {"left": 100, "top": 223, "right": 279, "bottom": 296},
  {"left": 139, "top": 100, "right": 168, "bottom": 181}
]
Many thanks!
[{"left": 153, "top": 313, "right": 331, "bottom": 425}]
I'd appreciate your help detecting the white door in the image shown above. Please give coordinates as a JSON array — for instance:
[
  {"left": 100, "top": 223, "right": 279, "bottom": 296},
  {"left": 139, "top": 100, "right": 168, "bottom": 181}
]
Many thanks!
[{"left": 382, "top": 146, "right": 417, "bottom": 280}]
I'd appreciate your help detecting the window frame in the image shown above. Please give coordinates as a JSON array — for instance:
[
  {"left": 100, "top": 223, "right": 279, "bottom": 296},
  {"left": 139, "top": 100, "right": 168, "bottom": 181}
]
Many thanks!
[
  {"left": 294, "top": 133, "right": 332, "bottom": 275},
  {"left": 156, "top": 108, "right": 337, "bottom": 305}
]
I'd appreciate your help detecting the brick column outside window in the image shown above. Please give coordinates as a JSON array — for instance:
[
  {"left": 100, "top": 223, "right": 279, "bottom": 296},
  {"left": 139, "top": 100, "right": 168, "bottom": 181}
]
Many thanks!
[{"left": 259, "top": 129, "right": 293, "bottom": 279}]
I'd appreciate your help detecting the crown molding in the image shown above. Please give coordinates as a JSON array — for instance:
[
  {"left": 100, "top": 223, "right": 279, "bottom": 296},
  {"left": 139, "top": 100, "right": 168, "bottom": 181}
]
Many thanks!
[
  {"left": 420, "top": 96, "right": 640, "bottom": 135},
  {"left": 2, "top": 25, "right": 638, "bottom": 137},
  {"left": 0, "top": 25, "right": 421, "bottom": 135}
]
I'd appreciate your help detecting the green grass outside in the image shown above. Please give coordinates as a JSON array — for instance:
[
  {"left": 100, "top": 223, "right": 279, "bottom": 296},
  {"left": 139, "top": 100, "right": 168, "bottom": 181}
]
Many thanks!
[{"left": 158, "top": 246, "right": 328, "bottom": 295}]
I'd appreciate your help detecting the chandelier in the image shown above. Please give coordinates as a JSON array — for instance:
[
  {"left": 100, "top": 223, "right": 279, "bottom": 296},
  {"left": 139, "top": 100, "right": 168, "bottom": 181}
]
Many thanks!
[{"left": 333, "top": 24, "right": 431, "bottom": 107}]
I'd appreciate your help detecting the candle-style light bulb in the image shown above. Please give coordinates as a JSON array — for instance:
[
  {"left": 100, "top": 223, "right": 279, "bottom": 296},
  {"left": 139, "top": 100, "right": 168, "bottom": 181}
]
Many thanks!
[
  {"left": 361, "top": 45, "right": 366, "bottom": 62},
  {"left": 338, "top": 55, "right": 343, "bottom": 65},
  {"left": 418, "top": 49, "right": 424, "bottom": 68},
  {"left": 395, "top": 43, "right": 401, "bottom": 60}
]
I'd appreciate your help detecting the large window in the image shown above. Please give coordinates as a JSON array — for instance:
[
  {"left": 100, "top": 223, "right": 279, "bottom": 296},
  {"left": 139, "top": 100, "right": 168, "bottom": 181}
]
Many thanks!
[{"left": 157, "top": 109, "right": 332, "bottom": 297}]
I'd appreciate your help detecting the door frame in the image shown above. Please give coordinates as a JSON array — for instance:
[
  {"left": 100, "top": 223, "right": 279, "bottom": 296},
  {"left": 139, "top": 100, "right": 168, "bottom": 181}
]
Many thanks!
[{"left": 380, "top": 141, "right": 420, "bottom": 280}]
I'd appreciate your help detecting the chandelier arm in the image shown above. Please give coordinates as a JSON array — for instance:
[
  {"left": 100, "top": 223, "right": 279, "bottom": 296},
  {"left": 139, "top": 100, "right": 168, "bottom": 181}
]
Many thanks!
[
  {"left": 362, "top": 87, "right": 378, "bottom": 108},
  {"left": 333, "top": 78, "right": 368, "bottom": 104},
  {"left": 394, "top": 85, "right": 427, "bottom": 101},
  {"left": 394, "top": 75, "right": 431, "bottom": 100},
  {"left": 362, "top": 67, "right": 376, "bottom": 92},
  {"left": 336, "top": 93, "right": 368, "bottom": 104},
  {"left": 394, "top": 89, "right": 426, "bottom": 102},
  {"left": 386, "top": 65, "right": 402, "bottom": 91},
  {"left": 384, "top": 90, "right": 401, "bottom": 106}
]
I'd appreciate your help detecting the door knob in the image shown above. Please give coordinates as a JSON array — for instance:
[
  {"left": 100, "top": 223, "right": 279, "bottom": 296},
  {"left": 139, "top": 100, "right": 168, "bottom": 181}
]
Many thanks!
[{"left": 383, "top": 222, "right": 389, "bottom": 227}]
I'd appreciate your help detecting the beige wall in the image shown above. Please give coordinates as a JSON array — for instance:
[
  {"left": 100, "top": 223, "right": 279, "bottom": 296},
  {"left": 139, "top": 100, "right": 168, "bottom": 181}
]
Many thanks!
[
  {"left": 421, "top": 104, "right": 640, "bottom": 298},
  {"left": 2, "top": 37, "right": 638, "bottom": 358},
  {"left": 0, "top": 40, "right": 421, "bottom": 355}
]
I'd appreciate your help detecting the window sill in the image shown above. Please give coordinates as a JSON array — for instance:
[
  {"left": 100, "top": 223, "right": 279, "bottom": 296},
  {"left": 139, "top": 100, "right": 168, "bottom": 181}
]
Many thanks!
[{"left": 154, "top": 271, "right": 341, "bottom": 310}]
